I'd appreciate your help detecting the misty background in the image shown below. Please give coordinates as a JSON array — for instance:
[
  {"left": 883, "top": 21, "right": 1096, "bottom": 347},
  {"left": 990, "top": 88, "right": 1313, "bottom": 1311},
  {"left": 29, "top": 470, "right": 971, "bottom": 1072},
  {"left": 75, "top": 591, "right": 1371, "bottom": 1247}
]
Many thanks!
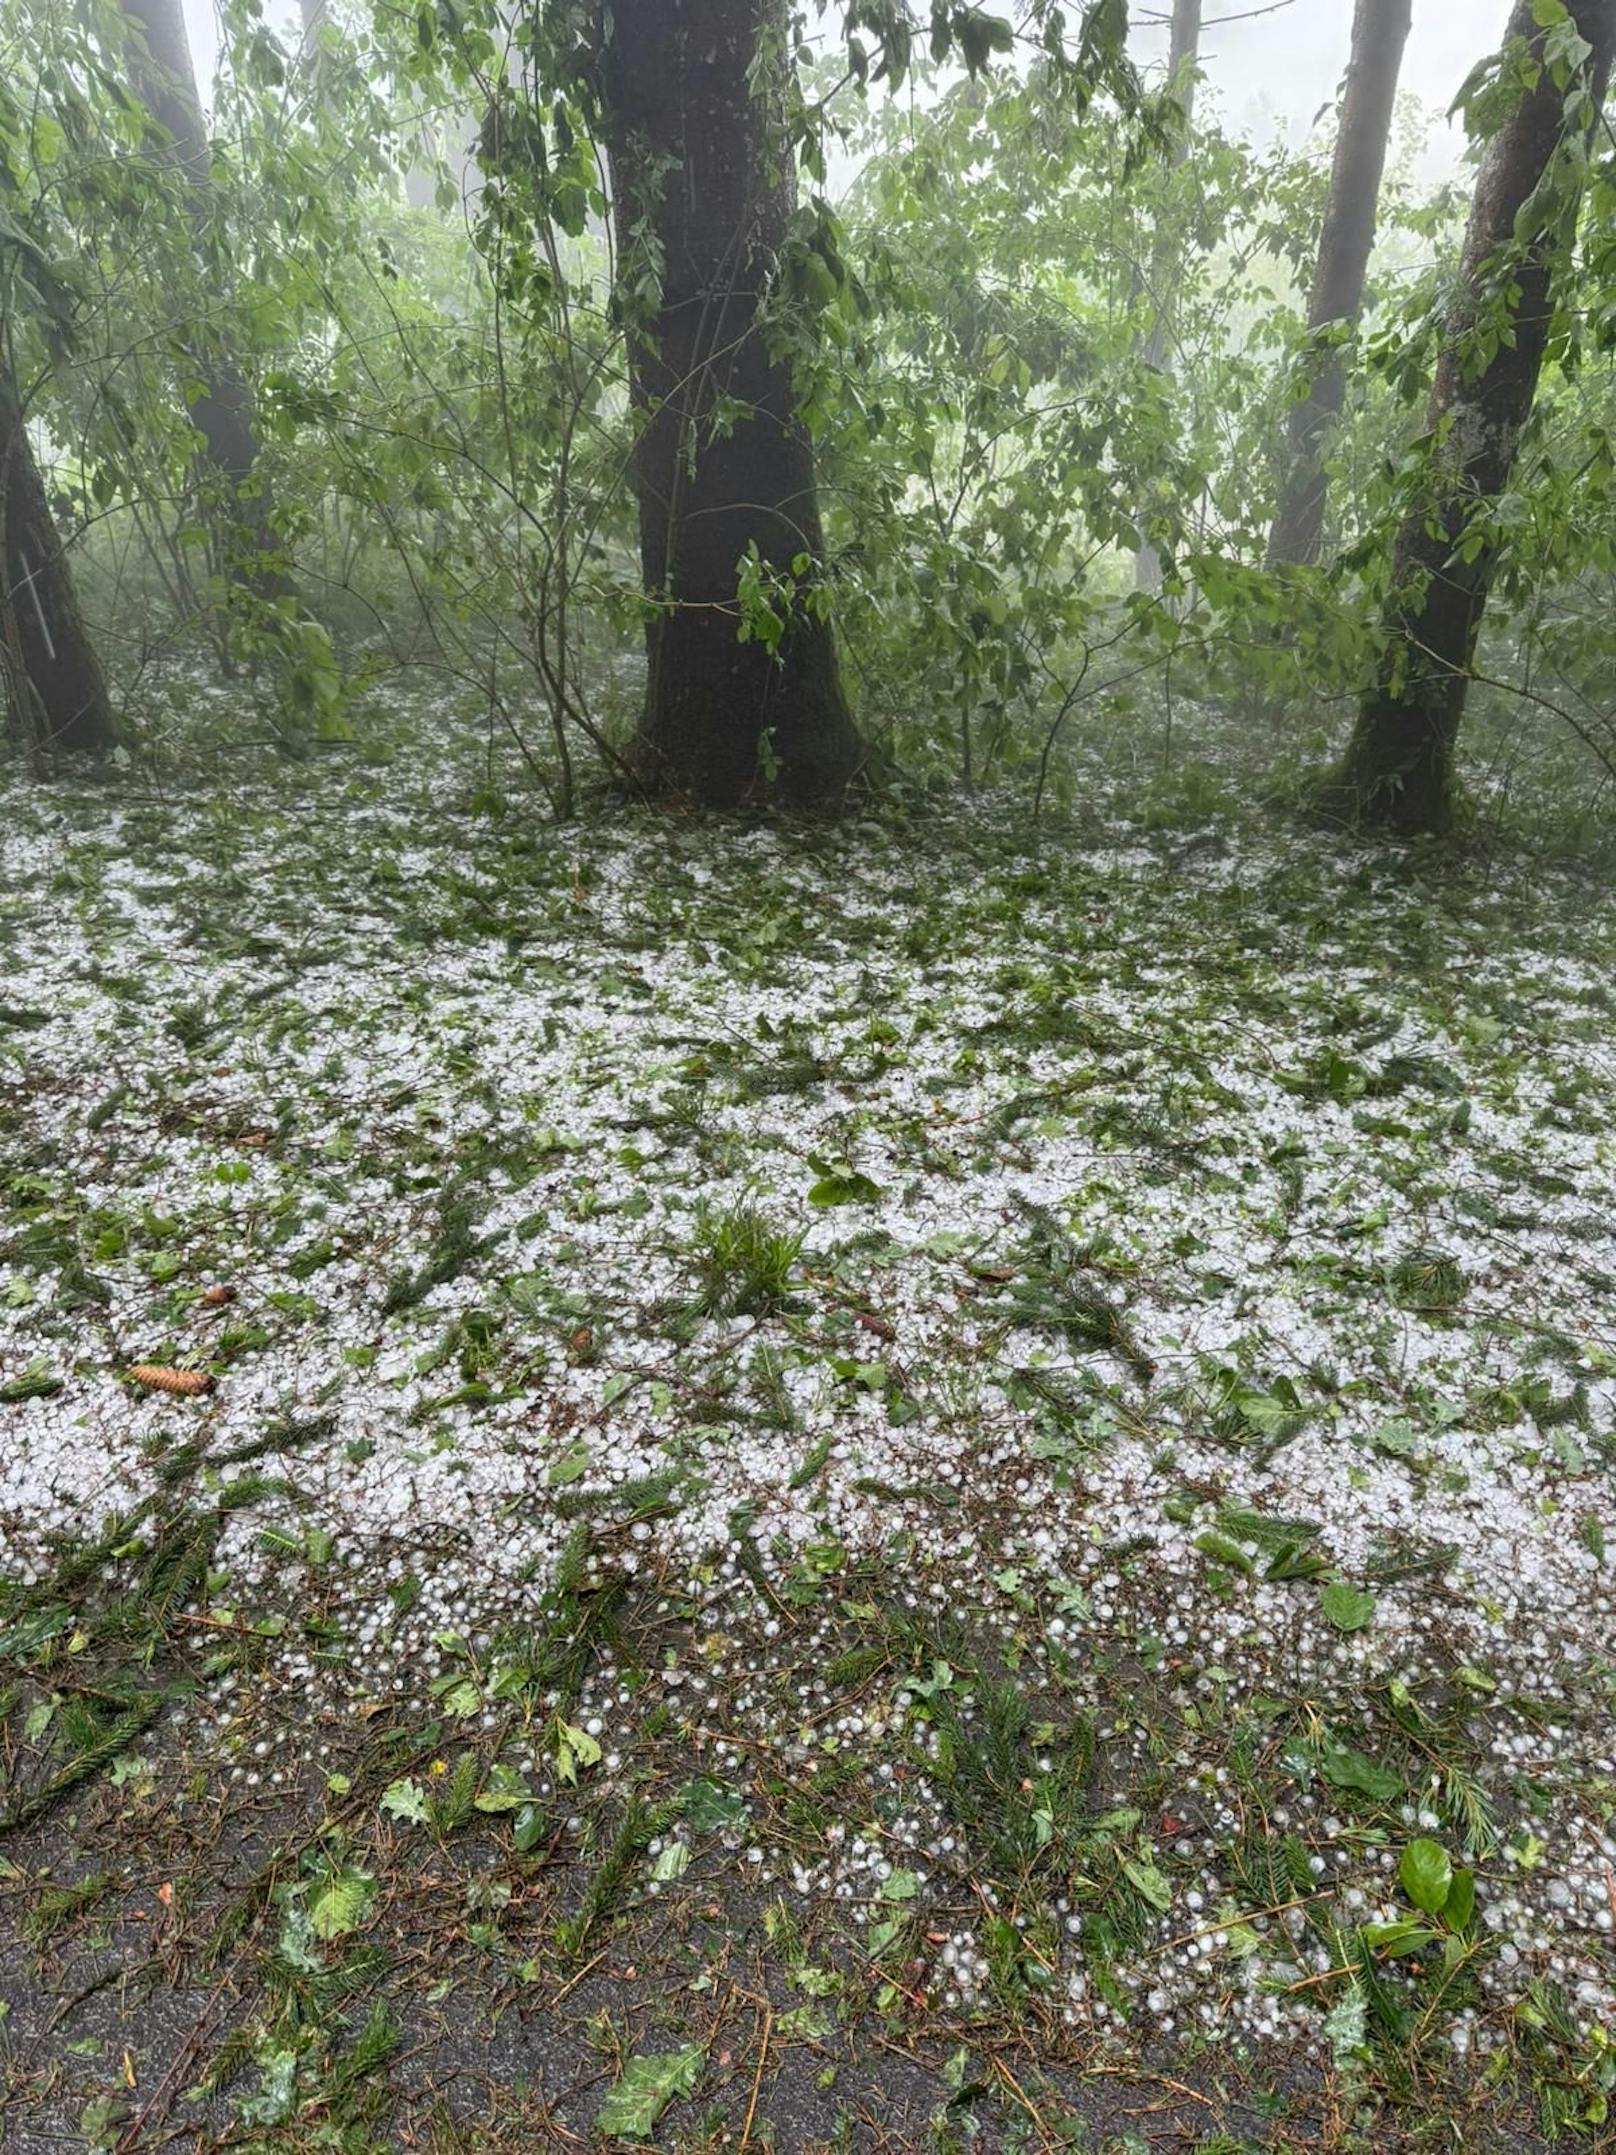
[{"left": 177, "top": 0, "right": 1491, "bottom": 180}]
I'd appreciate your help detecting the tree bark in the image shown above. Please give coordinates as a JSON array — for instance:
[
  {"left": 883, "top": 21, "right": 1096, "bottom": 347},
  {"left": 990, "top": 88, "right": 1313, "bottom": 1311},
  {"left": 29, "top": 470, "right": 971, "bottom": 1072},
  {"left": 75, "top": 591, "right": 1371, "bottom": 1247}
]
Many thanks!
[
  {"left": 120, "top": 0, "right": 292, "bottom": 601},
  {"left": 1267, "top": 0, "right": 1412, "bottom": 568},
  {"left": 0, "top": 383, "right": 116, "bottom": 759},
  {"left": 601, "top": 0, "right": 866, "bottom": 807},
  {"left": 1134, "top": 0, "right": 1203, "bottom": 591},
  {"left": 1330, "top": 0, "right": 1615, "bottom": 834}
]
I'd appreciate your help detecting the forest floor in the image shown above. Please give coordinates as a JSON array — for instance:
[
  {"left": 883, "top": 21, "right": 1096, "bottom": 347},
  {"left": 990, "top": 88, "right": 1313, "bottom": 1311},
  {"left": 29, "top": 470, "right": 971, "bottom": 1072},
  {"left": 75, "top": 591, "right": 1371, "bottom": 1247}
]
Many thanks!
[{"left": 0, "top": 684, "right": 1613, "bottom": 2154}]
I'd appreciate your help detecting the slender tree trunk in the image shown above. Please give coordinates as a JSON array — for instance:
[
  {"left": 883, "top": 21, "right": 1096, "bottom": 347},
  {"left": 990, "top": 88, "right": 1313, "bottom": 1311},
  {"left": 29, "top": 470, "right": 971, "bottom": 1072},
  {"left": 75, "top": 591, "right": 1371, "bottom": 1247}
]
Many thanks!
[
  {"left": 0, "top": 384, "right": 116, "bottom": 759},
  {"left": 1268, "top": 0, "right": 1411, "bottom": 568},
  {"left": 1330, "top": 0, "right": 1615, "bottom": 834},
  {"left": 601, "top": 0, "right": 866, "bottom": 807},
  {"left": 1134, "top": 0, "right": 1202, "bottom": 591},
  {"left": 120, "top": 0, "right": 292, "bottom": 601}
]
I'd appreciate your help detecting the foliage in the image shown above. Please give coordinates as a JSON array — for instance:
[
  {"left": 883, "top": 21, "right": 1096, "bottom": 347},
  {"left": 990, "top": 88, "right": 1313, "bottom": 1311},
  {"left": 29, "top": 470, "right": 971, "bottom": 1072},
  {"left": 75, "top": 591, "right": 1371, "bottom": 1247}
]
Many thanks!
[
  {"left": 691, "top": 1200, "right": 805, "bottom": 1317},
  {"left": 3, "top": 0, "right": 1615, "bottom": 818}
]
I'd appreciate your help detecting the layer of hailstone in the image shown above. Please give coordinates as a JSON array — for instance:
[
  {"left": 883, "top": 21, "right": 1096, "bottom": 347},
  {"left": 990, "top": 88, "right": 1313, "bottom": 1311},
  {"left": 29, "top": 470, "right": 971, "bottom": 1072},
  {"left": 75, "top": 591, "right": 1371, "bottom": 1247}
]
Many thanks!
[{"left": 1, "top": 721, "right": 1613, "bottom": 2068}]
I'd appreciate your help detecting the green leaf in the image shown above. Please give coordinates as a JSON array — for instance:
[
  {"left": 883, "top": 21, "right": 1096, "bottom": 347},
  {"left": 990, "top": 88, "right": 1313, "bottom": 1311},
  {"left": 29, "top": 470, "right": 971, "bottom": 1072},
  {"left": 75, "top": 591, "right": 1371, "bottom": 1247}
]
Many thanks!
[
  {"left": 595, "top": 2045, "right": 706, "bottom": 2137},
  {"left": 439, "top": 1676, "right": 480, "bottom": 1717},
  {"left": 679, "top": 1776, "right": 747, "bottom": 1832},
  {"left": 1368, "top": 1416, "right": 1419, "bottom": 1459},
  {"left": 513, "top": 1802, "right": 548, "bottom": 1854},
  {"left": 1121, "top": 1854, "right": 1173, "bottom": 1912},
  {"left": 774, "top": 2002, "right": 831, "bottom": 2042},
  {"left": 806, "top": 1158, "right": 884, "bottom": 1206},
  {"left": 1319, "top": 1745, "right": 1403, "bottom": 1802},
  {"left": 473, "top": 1763, "right": 531, "bottom": 1813},
  {"left": 548, "top": 1444, "right": 590, "bottom": 1486},
  {"left": 1323, "top": 1984, "right": 1369, "bottom": 2068},
  {"left": 554, "top": 1720, "right": 602, "bottom": 1785},
  {"left": 380, "top": 1777, "right": 432, "bottom": 1825},
  {"left": 1362, "top": 1917, "right": 1438, "bottom": 1956},
  {"left": 237, "top": 2046, "right": 299, "bottom": 2127},
  {"left": 307, "top": 1864, "right": 376, "bottom": 1941},
  {"left": 1399, "top": 1837, "right": 1453, "bottom": 1917},
  {"left": 1264, "top": 1539, "right": 1329, "bottom": 1583},
  {"left": 1443, "top": 1866, "right": 1477, "bottom": 1931},
  {"left": 1319, "top": 1581, "right": 1377, "bottom": 1632},
  {"left": 1051, "top": 1577, "right": 1091, "bottom": 1620},
  {"left": 1237, "top": 1390, "right": 1309, "bottom": 1444},
  {"left": 504, "top": 1272, "right": 549, "bottom": 1316}
]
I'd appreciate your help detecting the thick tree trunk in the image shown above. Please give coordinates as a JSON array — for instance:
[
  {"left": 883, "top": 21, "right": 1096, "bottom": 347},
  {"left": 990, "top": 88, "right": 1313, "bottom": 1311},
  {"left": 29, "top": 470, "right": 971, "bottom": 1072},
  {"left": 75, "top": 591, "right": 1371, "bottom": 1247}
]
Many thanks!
[
  {"left": 120, "top": 0, "right": 292, "bottom": 601},
  {"left": 1330, "top": 0, "right": 1615, "bottom": 834},
  {"left": 1133, "top": 0, "right": 1202, "bottom": 592},
  {"left": 601, "top": 0, "right": 866, "bottom": 807},
  {"left": 1267, "top": 0, "right": 1411, "bottom": 568},
  {"left": 0, "top": 385, "right": 115, "bottom": 759}
]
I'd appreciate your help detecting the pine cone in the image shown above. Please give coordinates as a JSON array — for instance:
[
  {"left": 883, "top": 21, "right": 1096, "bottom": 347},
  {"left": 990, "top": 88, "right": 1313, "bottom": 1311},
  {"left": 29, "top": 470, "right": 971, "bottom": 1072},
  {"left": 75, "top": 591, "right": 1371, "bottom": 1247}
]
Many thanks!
[{"left": 127, "top": 1364, "right": 215, "bottom": 1397}]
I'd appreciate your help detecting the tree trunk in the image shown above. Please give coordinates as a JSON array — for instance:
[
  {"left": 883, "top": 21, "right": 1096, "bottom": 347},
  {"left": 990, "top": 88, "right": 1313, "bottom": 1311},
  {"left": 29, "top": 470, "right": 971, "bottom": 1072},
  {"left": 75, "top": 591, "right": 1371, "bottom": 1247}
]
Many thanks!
[
  {"left": 1330, "top": 0, "right": 1615, "bottom": 834},
  {"left": 1134, "top": 0, "right": 1202, "bottom": 591},
  {"left": 120, "top": 0, "right": 292, "bottom": 602},
  {"left": 601, "top": 0, "right": 866, "bottom": 807},
  {"left": 0, "top": 384, "right": 116, "bottom": 759},
  {"left": 1267, "top": 0, "right": 1411, "bottom": 568}
]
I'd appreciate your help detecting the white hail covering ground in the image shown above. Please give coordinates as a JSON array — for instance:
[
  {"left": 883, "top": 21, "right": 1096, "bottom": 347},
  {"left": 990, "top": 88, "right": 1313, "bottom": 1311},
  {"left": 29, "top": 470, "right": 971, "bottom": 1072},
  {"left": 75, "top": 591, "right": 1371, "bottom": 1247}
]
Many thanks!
[{"left": 0, "top": 739, "right": 1612, "bottom": 2065}]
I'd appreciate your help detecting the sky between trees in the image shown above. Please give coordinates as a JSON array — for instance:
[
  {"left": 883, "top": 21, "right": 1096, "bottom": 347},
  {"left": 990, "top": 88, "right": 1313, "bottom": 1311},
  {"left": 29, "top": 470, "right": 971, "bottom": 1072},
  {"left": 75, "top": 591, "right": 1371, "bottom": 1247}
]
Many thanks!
[{"left": 1137, "top": 1, "right": 1486, "bottom": 165}]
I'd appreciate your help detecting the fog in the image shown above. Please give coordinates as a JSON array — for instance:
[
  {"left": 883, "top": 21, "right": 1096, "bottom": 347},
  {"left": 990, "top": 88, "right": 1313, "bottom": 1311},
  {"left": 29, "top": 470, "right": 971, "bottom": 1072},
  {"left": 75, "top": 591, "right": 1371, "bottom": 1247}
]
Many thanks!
[
  {"left": 181, "top": 0, "right": 1496, "bottom": 178},
  {"left": 1134, "top": 0, "right": 1493, "bottom": 174}
]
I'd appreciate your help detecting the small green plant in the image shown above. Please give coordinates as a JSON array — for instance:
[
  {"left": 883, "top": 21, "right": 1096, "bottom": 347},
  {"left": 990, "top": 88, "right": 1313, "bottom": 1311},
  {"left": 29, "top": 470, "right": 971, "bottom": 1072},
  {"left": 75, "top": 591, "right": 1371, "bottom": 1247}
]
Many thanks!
[
  {"left": 690, "top": 1201, "right": 803, "bottom": 1317},
  {"left": 1359, "top": 1835, "right": 1478, "bottom": 1965},
  {"left": 1390, "top": 1247, "right": 1467, "bottom": 1314}
]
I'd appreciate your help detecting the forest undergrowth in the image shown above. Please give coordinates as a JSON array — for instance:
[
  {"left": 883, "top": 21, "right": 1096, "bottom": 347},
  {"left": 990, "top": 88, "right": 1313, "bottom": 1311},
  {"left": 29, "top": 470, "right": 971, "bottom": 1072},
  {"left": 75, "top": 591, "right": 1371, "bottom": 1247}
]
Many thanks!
[{"left": 0, "top": 679, "right": 1612, "bottom": 2153}]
